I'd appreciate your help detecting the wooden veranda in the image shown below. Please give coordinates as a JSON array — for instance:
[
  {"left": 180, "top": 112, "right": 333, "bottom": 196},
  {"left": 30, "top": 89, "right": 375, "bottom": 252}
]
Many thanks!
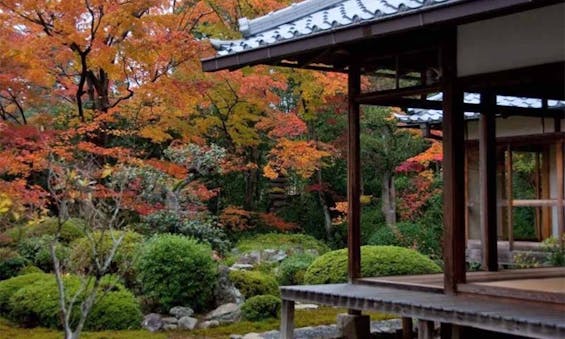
[{"left": 202, "top": 0, "right": 565, "bottom": 337}]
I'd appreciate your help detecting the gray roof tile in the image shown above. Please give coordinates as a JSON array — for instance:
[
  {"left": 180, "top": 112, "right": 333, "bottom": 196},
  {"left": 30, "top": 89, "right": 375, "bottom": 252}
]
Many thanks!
[
  {"left": 395, "top": 93, "right": 565, "bottom": 125},
  {"left": 210, "top": 0, "right": 455, "bottom": 56}
]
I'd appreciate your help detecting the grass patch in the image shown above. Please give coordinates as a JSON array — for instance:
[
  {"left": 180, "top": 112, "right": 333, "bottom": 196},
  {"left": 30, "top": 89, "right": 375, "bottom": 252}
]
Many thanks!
[{"left": 2, "top": 307, "right": 394, "bottom": 338}]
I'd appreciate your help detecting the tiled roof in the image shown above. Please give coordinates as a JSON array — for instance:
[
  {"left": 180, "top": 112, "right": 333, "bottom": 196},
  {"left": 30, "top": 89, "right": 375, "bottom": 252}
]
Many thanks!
[
  {"left": 210, "top": 0, "right": 456, "bottom": 56},
  {"left": 395, "top": 93, "right": 565, "bottom": 125}
]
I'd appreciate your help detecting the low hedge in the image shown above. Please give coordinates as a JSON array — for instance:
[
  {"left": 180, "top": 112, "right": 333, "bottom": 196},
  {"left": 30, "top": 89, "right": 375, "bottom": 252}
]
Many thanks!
[
  {"left": 0, "top": 273, "right": 49, "bottom": 313},
  {"left": 241, "top": 295, "right": 281, "bottom": 321},
  {"left": 6, "top": 274, "right": 141, "bottom": 330},
  {"left": 303, "top": 245, "right": 442, "bottom": 284},
  {"left": 229, "top": 270, "right": 279, "bottom": 299}
]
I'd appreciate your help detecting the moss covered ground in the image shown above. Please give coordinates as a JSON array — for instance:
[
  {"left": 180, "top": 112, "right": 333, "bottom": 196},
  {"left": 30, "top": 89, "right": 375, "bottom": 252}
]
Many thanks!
[{"left": 1, "top": 307, "right": 393, "bottom": 338}]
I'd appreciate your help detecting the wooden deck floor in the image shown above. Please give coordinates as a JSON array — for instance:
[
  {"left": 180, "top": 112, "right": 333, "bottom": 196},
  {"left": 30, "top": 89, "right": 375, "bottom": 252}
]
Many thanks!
[{"left": 280, "top": 282, "right": 565, "bottom": 339}]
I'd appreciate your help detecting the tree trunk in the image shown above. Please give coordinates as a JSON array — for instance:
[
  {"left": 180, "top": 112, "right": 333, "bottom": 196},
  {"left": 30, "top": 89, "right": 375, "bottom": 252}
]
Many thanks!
[{"left": 381, "top": 171, "right": 397, "bottom": 226}]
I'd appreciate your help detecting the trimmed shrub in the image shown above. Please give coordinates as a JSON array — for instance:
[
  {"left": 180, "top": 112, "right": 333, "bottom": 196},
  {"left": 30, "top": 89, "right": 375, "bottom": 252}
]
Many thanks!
[
  {"left": 7, "top": 274, "right": 141, "bottom": 330},
  {"left": 27, "top": 218, "right": 86, "bottom": 243},
  {"left": 17, "top": 235, "right": 70, "bottom": 272},
  {"left": 135, "top": 234, "right": 217, "bottom": 312},
  {"left": 0, "top": 248, "right": 29, "bottom": 280},
  {"left": 241, "top": 295, "right": 281, "bottom": 321},
  {"left": 0, "top": 273, "right": 49, "bottom": 313},
  {"left": 277, "top": 253, "right": 316, "bottom": 286},
  {"left": 367, "top": 222, "right": 442, "bottom": 259},
  {"left": 229, "top": 270, "right": 279, "bottom": 298},
  {"left": 17, "top": 265, "right": 43, "bottom": 275},
  {"left": 303, "top": 246, "right": 442, "bottom": 284},
  {"left": 236, "top": 233, "right": 329, "bottom": 255},
  {"left": 69, "top": 230, "right": 143, "bottom": 288}
]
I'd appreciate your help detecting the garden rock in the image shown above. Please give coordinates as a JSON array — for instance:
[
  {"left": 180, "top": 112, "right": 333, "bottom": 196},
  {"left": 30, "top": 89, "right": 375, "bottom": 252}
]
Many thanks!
[
  {"left": 142, "top": 313, "right": 163, "bottom": 332},
  {"left": 235, "top": 251, "right": 261, "bottom": 265},
  {"left": 199, "top": 320, "right": 220, "bottom": 329},
  {"left": 215, "top": 265, "right": 245, "bottom": 305},
  {"left": 295, "top": 303, "right": 319, "bottom": 310},
  {"left": 230, "top": 263, "right": 254, "bottom": 270},
  {"left": 170, "top": 306, "right": 194, "bottom": 318},
  {"left": 262, "top": 249, "right": 287, "bottom": 262},
  {"left": 178, "top": 316, "right": 198, "bottom": 330},
  {"left": 242, "top": 333, "right": 263, "bottom": 339},
  {"left": 162, "top": 316, "right": 178, "bottom": 325},
  {"left": 205, "top": 302, "right": 241, "bottom": 324},
  {"left": 163, "top": 324, "right": 178, "bottom": 331}
]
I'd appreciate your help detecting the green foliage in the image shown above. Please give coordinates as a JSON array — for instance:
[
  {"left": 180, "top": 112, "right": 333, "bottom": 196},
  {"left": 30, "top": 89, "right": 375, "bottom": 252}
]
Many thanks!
[
  {"left": 69, "top": 230, "right": 143, "bottom": 288},
  {"left": 367, "top": 222, "right": 442, "bottom": 260},
  {"left": 0, "top": 273, "right": 49, "bottom": 313},
  {"left": 135, "top": 234, "right": 217, "bottom": 312},
  {"left": 277, "top": 253, "right": 316, "bottom": 286},
  {"left": 360, "top": 206, "right": 385, "bottom": 245},
  {"left": 7, "top": 274, "right": 141, "bottom": 330},
  {"left": 17, "top": 265, "right": 43, "bottom": 275},
  {"left": 137, "top": 211, "right": 231, "bottom": 254},
  {"left": 277, "top": 193, "right": 327, "bottom": 241},
  {"left": 27, "top": 218, "right": 86, "bottom": 243},
  {"left": 303, "top": 246, "right": 441, "bottom": 284},
  {"left": 229, "top": 270, "right": 279, "bottom": 299},
  {"left": 0, "top": 248, "right": 29, "bottom": 280},
  {"left": 16, "top": 236, "right": 70, "bottom": 272},
  {"left": 542, "top": 236, "right": 565, "bottom": 266},
  {"left": 236, "top": 233, "right": 329, "bottom": 255},
  {"left": 241, "top": 295, "right": 281, "bottom": 321}
]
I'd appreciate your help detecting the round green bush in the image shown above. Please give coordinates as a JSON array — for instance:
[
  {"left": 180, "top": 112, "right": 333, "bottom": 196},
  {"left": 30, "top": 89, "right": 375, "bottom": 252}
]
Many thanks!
[
  {"left": 17, "top": 235, "right": 70, "bottom": 272},
  {"left": 277, "top": 253, "right": 316, "bottom": 286},
  {"left": 27, "top": 218, "right": 86, "bottom": 243},
  {"left": 69, "top": 230, "right": 143, "bottom": 288},
  {"left": 303, "top": 246, "right": 442, "bottom": 284},
  {"left": 0, "top": 273, "right": 49, "bottom": 313},
  {"left": 229, "top": 270, "right": 279, "bottom": 298},
  {"left": 0, "top": 248, "right": 29, "bottom": 280},
  {"left": 7, "top": 274, "right": 141, "bottom": 330},
  {"left": 135, "top": 234, "right": 218, "bottom": 312},
  {"left": 241, "top": 295, "right": 281, "bottom": 321}
]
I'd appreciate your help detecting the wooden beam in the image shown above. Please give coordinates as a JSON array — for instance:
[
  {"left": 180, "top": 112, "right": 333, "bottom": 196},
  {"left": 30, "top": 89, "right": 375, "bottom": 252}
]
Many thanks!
[
  {"left": 441, "top": 28, "right": 466, "bottom": 294},
  {"left": 479, "top": 93, "right": 498, "bottom": 271},
  {"left": 348, "top": 65, "right": 361, "bottom": 282},
  {"left": 355, "top": 84, "right": 441, "bottom": 104}
]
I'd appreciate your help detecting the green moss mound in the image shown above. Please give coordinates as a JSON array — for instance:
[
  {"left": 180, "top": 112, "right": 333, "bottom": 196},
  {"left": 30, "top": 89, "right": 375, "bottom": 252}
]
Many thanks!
[
  {"left": 229, "top": 270, "right": 279, "bottom": 299},
  {"left": 0, "top": 273, "right": 49, "bottom": 313},
  {"left": 6, "top": 274, "right": 141, "bottom": 330},
  {"left": 27, "top": 218, "right": 86, "bottom": 243},
  {"left": 135, "top": 234, "right": 217, "bottom": 312},
  {"left": 241, "top": 295, "right": 281, "bottom": 321},
  {"left": 303, "top": 246, "right": 442, "bottom": 284},
  {"left": 236, "top": 233, "right": 329, "bottom": 255}
]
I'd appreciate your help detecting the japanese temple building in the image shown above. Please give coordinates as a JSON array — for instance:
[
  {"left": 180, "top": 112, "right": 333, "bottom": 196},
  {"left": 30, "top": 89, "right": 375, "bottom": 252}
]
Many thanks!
[{"left": 201, "top": 0, "right": 565, "bottom": 338}]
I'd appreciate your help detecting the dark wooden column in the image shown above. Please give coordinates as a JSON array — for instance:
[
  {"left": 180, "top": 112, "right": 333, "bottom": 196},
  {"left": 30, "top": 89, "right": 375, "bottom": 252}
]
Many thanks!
[
  {"left": 441, "top": 29, "right": 466, "bottom": 294},
  {"left": 479, "top": 93, "right": 498, "bottom": 271},
  {"left": 347, "top": 65, "right": 361, "bottom": 283}
]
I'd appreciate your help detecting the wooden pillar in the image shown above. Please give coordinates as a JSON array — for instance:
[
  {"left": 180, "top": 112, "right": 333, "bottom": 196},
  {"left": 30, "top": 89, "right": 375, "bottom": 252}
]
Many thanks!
[
  {"left": 505, "top": 146, "right": 514, "bottom": 251},
  {"left": 347, "top": 65, "right": 362, "bottom": 282},
  {"left": 479, "top": 93, "right": 498, "bottom": 271},
  {"left": 557, "top": 140, "right": 564, "bottom": 246},
  {"left": 417, "top": 319, "right": 435, "bottom": 339},
  {"left": 280, "top": 299, "right": 295, "bottom": 339},
  {"left": 402, "top": 317, "right": 414, "bottom": 339},
  {"left": 441, "top": 28, "right": 466, "bottom": 294}
]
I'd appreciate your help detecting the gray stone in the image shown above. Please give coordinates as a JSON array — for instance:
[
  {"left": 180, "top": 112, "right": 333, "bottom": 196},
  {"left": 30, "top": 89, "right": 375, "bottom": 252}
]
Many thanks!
[
  {"left": 230, "top": 335, "right": 244, "bottom": 339},
  {"left": 162, "top": 324, "right": 178, "bottom": 331},
  {"left": 178, "top": 316, "right": 198, "bottom": 330},
  {"left": 262, "top": 249, "right": 287, "bottom": 262},
  {"left": 236, "top": 250, "right": 261, "bottom": 265},
  {"left": 142, "top": 313, "right": 163, "bottom": 332},
  {"left": 199, "top": 320, "right": 220, "bottom": 329},
  {"left": 205, "top": 302, "right": 241, "bottom": 324},
  {"left": 295, "top": 303, "right": 319, "bottom": 310},
  {"left": 242, "top": 333, "right": 263, "bottom": 339},
  {"left": 230, "top": 263, "right": 254, "bottom": 270},
  {"left": 215, "top": 265, "right": 245, "bottom": 306},
  {"left": 161, "top": 316, "right": 178, "bottom": 324},
  {"left": 169, "top": 306, "right": 194, "bottom": 318}
]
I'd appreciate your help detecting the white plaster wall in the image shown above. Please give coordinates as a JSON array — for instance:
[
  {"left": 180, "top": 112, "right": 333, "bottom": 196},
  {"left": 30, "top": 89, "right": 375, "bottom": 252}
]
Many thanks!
[
  {"left": 457, "top": 3, "right": 565, "bottom": 77},
  {"left": 465, "top": 116, "right": 554, "bottom": 140}
]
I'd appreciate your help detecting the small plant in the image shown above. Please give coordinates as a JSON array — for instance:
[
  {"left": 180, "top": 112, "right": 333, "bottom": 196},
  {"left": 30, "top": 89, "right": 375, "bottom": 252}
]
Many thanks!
[
  {"left": 241, "top": 295, "right": 281, "bottom": 321},
  {"left": 277, "top": 253, "right": 316, "bottom": 285},
  {"left": 512, "top": 252, "right": 541, "bottom": 269},
  {"left": 135, "top": 234, "right": 218, "bottom": 312},
  {"left": 542, "top": 236, "right": 565, "bottom": 266},
  {"left": 229, "top": 270, "right": 279, "bottom": 298}
]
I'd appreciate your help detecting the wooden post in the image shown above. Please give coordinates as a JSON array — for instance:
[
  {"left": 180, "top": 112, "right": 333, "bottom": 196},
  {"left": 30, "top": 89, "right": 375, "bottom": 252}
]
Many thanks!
[
  {"left": 441, "top": 28, "right": 466, "bottom": 294},
  {"left": 347, "top": 65, "right": 361, "bottom": 282},
  {"left": 557, "top": 140, "right": 564, "bottom": 246},
  {"left": 280, "top": 299, "right": 295, "bottom": 339},
  {"left": 402, "top": 317, "right": 414, "bottom": 339},
  {"left": 479, "top": 93, "right": 498, "bottom": 271},
  {"left": 417, "top": 319, "right": 434, "bottom": 339},
  {"left": 505, "top": 146, "right": 514, "bottom": 251}
]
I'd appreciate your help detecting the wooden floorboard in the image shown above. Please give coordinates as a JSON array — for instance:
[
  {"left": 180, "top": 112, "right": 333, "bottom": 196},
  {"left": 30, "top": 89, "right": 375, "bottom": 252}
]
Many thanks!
[{"left": 281, "top": 283, "right": 565, "bottom": 339}]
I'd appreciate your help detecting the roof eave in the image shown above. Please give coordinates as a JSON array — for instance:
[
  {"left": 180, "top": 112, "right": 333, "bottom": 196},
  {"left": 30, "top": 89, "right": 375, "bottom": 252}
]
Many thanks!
[{"left": 201, "top": 0, "right": 555, "bottom": 72}]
